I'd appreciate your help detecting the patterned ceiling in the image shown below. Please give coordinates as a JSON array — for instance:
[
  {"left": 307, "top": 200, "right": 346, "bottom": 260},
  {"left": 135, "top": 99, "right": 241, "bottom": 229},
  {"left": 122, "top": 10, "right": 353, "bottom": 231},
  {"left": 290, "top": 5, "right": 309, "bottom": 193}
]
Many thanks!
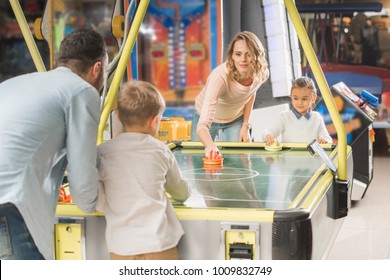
[{"left": 295, "top": 0, "right": 390, "bottom": 10}]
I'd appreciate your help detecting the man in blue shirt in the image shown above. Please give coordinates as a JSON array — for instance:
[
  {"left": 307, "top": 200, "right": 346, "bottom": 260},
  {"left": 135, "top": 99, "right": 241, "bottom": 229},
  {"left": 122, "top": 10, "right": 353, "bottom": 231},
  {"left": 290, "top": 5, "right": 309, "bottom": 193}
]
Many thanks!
[{"left": 0, "top": 29, "right": 107, "bottom": 259}]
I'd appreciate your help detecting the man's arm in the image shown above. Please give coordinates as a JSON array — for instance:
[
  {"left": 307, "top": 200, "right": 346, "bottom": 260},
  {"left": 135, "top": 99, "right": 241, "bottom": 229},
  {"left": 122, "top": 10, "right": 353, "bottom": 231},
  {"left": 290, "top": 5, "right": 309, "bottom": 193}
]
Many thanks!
[{"left": 65, "top": 88, "right": 100, "bottom": 213}]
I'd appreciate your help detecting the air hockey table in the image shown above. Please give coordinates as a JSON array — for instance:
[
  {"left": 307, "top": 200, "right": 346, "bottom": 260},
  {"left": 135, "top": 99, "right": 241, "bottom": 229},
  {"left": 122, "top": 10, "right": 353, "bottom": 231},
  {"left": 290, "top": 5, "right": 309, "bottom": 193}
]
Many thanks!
[{"left": 55, "top": 141, "right": 353, "bottom": 260}]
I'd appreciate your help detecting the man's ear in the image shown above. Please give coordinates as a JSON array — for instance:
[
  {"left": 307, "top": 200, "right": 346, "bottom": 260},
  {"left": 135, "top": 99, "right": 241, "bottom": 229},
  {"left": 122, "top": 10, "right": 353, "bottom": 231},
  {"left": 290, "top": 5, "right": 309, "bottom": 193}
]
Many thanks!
[{"left": 91, "top": 61, "right": 102, "bottom": 78}]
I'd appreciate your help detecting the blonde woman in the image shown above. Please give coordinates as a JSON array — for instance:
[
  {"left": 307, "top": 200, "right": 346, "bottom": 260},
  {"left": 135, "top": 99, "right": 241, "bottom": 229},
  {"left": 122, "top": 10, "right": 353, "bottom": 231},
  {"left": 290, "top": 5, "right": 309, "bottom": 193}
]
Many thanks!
[{"left": 191, "top": 31, "right": 269, "bottom": 159}]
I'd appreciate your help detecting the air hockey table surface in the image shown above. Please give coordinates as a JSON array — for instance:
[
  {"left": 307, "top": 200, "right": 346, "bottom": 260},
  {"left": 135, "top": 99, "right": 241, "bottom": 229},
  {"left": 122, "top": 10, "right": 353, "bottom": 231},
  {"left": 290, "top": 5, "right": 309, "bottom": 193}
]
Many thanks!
[
  {"left": 55, "top": 141, "right": 353, "bottom": 260},
  {"left": 172, "top": 142, "right": 333, "bottom": 211},
  {"left": 168, "top": 141, "right": 353, "bottom": 260}
]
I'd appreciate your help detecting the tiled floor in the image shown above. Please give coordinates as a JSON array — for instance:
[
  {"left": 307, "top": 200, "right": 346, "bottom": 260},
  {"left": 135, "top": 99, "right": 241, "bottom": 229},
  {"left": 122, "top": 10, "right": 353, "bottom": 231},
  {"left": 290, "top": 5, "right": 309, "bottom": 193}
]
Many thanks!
[{"left": 327, "top": 153, "right": 390, "bottom": 259}]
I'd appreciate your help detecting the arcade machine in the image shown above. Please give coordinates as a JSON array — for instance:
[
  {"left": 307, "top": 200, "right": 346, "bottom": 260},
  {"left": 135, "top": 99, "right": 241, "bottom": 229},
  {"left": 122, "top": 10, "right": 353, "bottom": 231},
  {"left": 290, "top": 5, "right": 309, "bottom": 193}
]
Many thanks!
[
  {"left": 139, "top": 1, "right": 220, "bottom": 106},
  {"left": 316, "top": 82, "right": 377, "bottom": 200},
  {"left": 139, "top": 0, "right": 222, "bottom": 141},
  {"left": 33, "top": 0, "right": 118, "bottom": 69}
]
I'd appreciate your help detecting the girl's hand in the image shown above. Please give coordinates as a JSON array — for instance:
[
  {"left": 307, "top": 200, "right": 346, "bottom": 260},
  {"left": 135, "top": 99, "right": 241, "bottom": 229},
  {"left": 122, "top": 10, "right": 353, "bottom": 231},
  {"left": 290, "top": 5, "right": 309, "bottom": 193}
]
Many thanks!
[
  {"left": 265, "top": 134, "right": 274, "bottom": 145},
  {"left": 317, "top": 137, "right": 327, "bottom": 144}
]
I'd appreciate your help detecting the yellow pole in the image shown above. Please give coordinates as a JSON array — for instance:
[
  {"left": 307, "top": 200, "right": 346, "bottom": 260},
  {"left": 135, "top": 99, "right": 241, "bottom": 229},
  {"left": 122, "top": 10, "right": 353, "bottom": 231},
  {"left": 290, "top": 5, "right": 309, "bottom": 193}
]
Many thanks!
[
  {"left": 9, "top": 0, "right": 46, "bottom": 72},
  {"left": 97, "top": 0, "right": 150, "bottom": 145},
  {"left": 283, "top": 0, "right": 347, "bottom": 180},
  {"left": 302, "top": 14, "right": 309, "bottom": 68},
  {"left": 49, "top": 0, "right": 54, "bottom": 70}
]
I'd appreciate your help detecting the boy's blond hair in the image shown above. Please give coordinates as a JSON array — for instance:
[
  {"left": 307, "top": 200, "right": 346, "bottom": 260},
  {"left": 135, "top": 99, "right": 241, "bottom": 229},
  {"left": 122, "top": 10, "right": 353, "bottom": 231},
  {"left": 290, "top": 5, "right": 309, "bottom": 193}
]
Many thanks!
[{"left": 117, "top": 81, "right": 165, "bottom": 127}]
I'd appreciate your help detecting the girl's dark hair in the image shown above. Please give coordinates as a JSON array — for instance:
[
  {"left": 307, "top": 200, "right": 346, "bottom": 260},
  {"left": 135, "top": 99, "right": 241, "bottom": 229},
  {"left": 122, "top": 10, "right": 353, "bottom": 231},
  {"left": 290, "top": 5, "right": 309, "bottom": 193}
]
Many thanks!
[
  {"left": 58, "top": 29, "right": 107, "bottom": 73},
  {"left": 291, "top": 76, "right": 317, "bottom": 96}
]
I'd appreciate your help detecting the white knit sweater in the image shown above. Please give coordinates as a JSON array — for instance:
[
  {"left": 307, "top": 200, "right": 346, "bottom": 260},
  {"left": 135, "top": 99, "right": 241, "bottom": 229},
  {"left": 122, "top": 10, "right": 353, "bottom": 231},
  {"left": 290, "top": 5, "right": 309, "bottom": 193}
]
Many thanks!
[{"left": 263, "top": 110, "right": 332, "bottom": 143}]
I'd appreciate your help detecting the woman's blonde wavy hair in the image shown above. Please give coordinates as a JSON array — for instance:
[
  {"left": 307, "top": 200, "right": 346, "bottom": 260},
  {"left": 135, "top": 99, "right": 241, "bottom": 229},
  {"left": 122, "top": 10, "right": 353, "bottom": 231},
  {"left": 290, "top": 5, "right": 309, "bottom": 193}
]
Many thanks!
[{"left": 226, "top": 31, "right": 269, "bottom": 83}]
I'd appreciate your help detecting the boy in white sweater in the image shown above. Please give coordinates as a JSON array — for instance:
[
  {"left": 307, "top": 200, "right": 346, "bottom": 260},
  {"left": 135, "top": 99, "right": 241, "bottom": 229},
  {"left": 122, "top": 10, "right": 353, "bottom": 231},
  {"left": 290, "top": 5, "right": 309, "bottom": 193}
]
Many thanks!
[
  {"left": 263, "top": 76, "right": 332, "bottom": 145},
  {"left": 96, "top": 81, "right": 191, "bottom": 260}
]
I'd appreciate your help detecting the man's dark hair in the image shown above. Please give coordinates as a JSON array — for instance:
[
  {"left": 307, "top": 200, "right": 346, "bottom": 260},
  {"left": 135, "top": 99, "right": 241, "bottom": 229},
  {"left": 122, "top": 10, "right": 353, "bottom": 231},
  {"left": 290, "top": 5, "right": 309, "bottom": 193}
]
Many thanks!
[{"left": 58, "top": 29, "right": 107, "bottom": 73}]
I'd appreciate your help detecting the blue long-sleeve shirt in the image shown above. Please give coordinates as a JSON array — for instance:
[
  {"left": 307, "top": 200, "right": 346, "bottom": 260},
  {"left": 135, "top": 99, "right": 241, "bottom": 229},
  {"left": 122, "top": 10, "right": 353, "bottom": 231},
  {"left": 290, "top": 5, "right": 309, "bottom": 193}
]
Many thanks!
[{"left": 0, "top": 67, "right": 100, "bottom": 259}]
